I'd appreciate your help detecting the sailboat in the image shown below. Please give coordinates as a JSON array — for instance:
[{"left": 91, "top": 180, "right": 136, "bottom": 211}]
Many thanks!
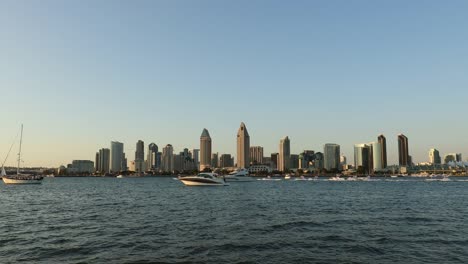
[{"left": 2, "top": 125, "right": 43, "bottom": 185}]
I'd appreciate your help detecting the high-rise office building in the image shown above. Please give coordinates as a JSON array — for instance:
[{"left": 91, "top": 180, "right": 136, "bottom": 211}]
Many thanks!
[
  {"left": 95, "top": 152, "right": 99, "bottom": 172},
  {"left": 147, "top": 143, "right": 159, "bottom": 170},
  {"left": 340, "top": 155, "right": 347, "bottom": 165},
  {"left": 354, "top": 143, "right": 372, "bottom": 174},
  {"left": 314, "top": 152, "right": 324, "bottom": 169},
  {"left": 162, "top": 144, "right": 174, "bottom": 172},
  {"left": 250, "top": 146, "right": 264, "bottom": 165},
  {"left": 398, "top": 134, "right": 409, "bottom": 167},
  {"left": 271, "top": 153, "right": 279, "bottom": 170},
  {"left": 200, "top": 128, "right": 212, "bottom": 171},
  {"left": 299, "top": 150, "right": 315, "bottom": 169},
  {"left": 190, "top": 149, "right": 200, "bottom": 168},
  {"left": 135, "top": 140, "right": 144, "bottom": 162},
  {"left": 211, "top": 153, "right": 219, "bottom": 168},
  {"left": 96, "top": 148, "right": 110, "bottom": 173},
  {"left": 279, "top": 136, "right": 291, "bottom": 172},
  {"left": 324, "top": 143, "right": 340, "bottom": 171},
  {"left": 354, "top": 142, "right": 382, "bottom": 173},
  {"left": 290, "top": 154, "right": 299, "bottom": 169},
  {"left": 122, "top": 152, "right": 127, "bottom": 171},
  {"left": 110, "top": 141, "right": 124, "bottom": 173},
  {"left": 378, "top": 134, "right": 387, "bottom": 168},
  {"left": 219, "top": 154, "right": 234, "bottom": 168},
  {"left": 371, "top": 142, "right": 382, "bottom": 171},
  {"left": 134, "top": 140, "right": 145, "bottom": 172},
  {"left": 429, "top": 148, "right": 441, "bottom": 164},
  {"left": 456, "top": 153, "right": 463, "bottom": 162},
  {"left": 236, "top": 122, "right": 250, "bottom": 168}
]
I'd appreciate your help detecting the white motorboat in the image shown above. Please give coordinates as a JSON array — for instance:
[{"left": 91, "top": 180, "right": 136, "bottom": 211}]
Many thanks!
[
  {"left": 179, "top": 173, "right": 228, "bottom": 186},
  {"left": 116, "top": 175, "right": 124, "bottom": 178},
  {"left": 2, "top": 125, "right": 43, "bottom": 185},
  {"left": 224, "top": 168, "right": 255, "bottom": 182},
  {"left": 329, "top": 175, "right": 345, "bottom": 181},
  {"left": 284, "top": 174, "right": 292, "bottom": 180},
  {"left": 258, "top": 176, "right": 282, "bottom": 181},
  {"left": 293, "top": 175, "right": 307, "bottom": 181},
  {"left": 357, "top": 176, "right": 371, "bottom": 181},
  {"left": 425, "top": 174, "right": 451, "bottom": 182}
]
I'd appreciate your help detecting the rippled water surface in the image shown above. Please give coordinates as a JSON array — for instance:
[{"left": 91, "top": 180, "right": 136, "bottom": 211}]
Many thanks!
[{"left": 1, "top": 177, "right": 468, "bottom": 263}]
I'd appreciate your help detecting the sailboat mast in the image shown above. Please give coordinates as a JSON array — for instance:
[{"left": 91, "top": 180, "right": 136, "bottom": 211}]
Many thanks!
[{"left": 17, "top": 124, "right": 23, "bottom": 175}]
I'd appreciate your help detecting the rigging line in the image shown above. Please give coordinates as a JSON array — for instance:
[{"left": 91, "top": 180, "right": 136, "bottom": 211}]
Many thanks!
[{"left": 1, "top": 127, "right": 21, "bottom": 168}]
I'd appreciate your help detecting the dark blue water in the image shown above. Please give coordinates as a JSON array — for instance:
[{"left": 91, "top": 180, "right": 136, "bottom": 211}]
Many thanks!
[{"left": 1, "top": 177, "right": 468, "bottom": 263}]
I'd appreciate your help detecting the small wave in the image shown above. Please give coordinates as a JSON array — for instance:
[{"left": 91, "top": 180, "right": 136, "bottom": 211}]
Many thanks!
[{"left": 270, "top": 220, "right": 324, "bottom": 231}]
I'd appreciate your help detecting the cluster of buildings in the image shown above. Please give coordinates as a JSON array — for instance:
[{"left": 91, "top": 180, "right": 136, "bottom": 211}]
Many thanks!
[{"left": 61, "top": 122, "right": 465, "bottom": 175}]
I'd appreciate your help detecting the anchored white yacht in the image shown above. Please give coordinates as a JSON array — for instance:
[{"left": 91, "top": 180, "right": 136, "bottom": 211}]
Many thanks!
[
  {"left": 224, "top": 168, "right": 254, "bottom": 182},
  {"left": 179, "top": 173, "right": 228, "bottom": 186}
]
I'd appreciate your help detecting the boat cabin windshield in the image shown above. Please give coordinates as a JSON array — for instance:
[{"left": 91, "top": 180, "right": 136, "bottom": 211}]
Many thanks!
[{"left": 198, "top": 173, "right": 215, "bottom": 179}]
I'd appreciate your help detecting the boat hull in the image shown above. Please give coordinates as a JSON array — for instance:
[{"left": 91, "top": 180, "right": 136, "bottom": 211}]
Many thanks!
[
  {"left": 2, "top": 177, "right": 43, "bottom": 184},
  {"left": 180, "top": 179, "right": 227, "bottom": 186}
]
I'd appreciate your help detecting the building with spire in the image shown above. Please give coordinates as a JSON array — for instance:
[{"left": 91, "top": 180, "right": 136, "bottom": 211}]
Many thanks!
[
  {"left": 236, "top": 122, "right": 250, "bottom": 168},
  {"left": 200, "top": 128, "right": 212, "bottom": 171}
]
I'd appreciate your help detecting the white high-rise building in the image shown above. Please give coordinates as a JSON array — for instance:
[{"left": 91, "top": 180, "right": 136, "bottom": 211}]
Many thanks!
[
  {"left": 324, "top": 143, "right": 340, "bottom": 171},
  {"left": 354, "top": 142, "right": 382, "bottom": 173},
  {"left": 371, "top": 142, "right": 382, "bottom": 171},
  {"left": 200, "top": 128, "right": 212, "bottom": 171},
  {"left": 110, "top": 141, "right": 124, "bottom": 173},
  {"left": 236, "top": 122, "right": 250, "bottom": 168},
  {"left": 279, "top": 137, "right": 290, "bottom": 172},
  {"left": 96, "top": 148, "right": 110, "bottom": 173}
]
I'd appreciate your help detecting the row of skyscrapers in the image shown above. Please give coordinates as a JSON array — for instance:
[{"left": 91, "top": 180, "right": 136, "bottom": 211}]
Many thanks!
[{"left": 89, "top": 122, "right": 463, "bottom": 174}]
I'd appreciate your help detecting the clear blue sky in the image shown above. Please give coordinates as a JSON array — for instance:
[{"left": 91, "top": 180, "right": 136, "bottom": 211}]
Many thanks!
[{"left": 1, "top": 0, "right": 467, "bottom": 167}]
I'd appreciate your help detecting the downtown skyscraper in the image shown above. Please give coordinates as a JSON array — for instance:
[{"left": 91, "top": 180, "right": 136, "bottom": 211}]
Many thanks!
[
  {"left": 134, "top": 140, "right": 145, "bottom": 172},
  {"left": 378, "top": 134, "right": 387, "bottom": 168},
  {"left": 162, "top": 144, "right": 174, "bottom": 172},
  {"left": 96, "top": 148, "right": 110, "bottom": 173},
  {"left": 324, "top": 143, "right": 340, "bottom": 171},
  {"left": 236, "top": 122, "right": 250, "bottom": 168},
  {"left": 279, "top": 136, "right": 290, "bottom": 172},
  {"left": 200, "top": 128, "right": 212, "bottom": 171},
  {"left": 429, "top": 148, "right": 441, "bottom": 164},
  {"left": 110, "top": 141, "right": 124, "bottom": 173},
  {"left": 147, "top": 143, "right": 159, "bottom": 170},
  {"left": 398, "top": 134, "right": 409, "bottom": 166},
  {"left": 250, "top": 146, "right": 264, "bottom": 165}
]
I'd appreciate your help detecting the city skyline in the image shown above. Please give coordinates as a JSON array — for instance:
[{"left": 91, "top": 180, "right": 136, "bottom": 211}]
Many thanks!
[
  {"left": 1, "top": 124, "right": 467, "bottom": 168},
  {"left": 1, "top": 1, "right": 468, "bottom": 167}
]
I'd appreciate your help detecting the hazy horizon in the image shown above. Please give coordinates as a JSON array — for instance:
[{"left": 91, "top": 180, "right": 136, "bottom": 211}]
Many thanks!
[{"left": 1, "top": 0, "right": 467, "bottom": 167}]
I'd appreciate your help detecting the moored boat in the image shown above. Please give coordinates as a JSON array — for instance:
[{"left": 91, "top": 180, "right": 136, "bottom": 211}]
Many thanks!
[
  {"left": 179, "top": 173, "right": 228, "bottom": 186},
  {"left": 2, "top": 125, "right": 43, "bottom": 185},
  {"left": 224, "top": 168, "right": 254, "bottom": 182}
]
